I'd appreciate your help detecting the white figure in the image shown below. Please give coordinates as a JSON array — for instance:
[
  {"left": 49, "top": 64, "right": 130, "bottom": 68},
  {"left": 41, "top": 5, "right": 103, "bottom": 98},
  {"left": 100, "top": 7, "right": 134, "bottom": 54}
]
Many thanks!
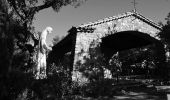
[{"left": 36, "top": 27, "right": 53, "bottom": 79}]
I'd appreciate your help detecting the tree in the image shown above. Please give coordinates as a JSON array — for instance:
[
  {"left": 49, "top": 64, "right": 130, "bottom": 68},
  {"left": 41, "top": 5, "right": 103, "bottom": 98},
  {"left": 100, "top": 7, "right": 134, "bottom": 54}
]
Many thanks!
[
  {"left": 158, "top": 12, "right": 170, "bottom": 80},
  {"left": 0, "top": 0, "right": 10, "bottom": 76},
  {"left": 159, "top": 12, "right": 170, "bottom": 49},
  {"left": 52, "top": 35, "right": 65, "bottom": 45},
  {"left": 108, "top": 52, "right": 122, "bottom": 83},
  {"left": 6, "top": 0, "right": 87, "bottom": 56},
  {"left": 7, "top": 0, "right": 87, "bottom": 29},
  {"left": 0, "top": 0, "right": 30, "bottom": 99},
  {"left": 6, "top": 0, "right": 88, "bottom": 51},
  {"left": 0, "top": 0, "right": 88, "bottom": 99},
  {"left": 5, "top": 0, "right": 88, "bottom": 77},
  {"left": 118, "top": 45, "right": 157, "bottom": 77}
]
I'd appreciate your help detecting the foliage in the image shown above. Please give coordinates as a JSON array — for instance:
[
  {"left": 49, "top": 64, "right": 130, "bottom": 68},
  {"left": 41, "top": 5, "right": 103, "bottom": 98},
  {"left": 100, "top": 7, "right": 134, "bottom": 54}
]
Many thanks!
[
  {"left": 108, "top": 52, "right": 122, "bottom": 80},
  {"left": 0, "top": 48, "right": 73, "bottom": 100},
  {"left": 1, "top": 0, "right": 169, "bottom": 99},
  {"left": 120, "top": 46, "right": 155, "bottom": 64},
  {"left": 76, "top": 41, "right": 107, "bottom": 82},
  {"left": 165, "top": 12, "right": 170, "bottom": 25},
  {"left": 159, "top": 26, "right": 170, "bottom": 44},
  {"left": 47, "top": 49, "right": 73, "bottom": 98},
  {"left": 5, "top": 0, "right": 88, "bottom": 76},
  {"left": 72, "top": 40, "right": 123, "bottom": 97},
  {"left": 158, "top": 12, "right": 170, "bottom": 80},
  {"left": 0, "top": 0, "right": 88, "bottom": 99},
  {"left": 7, "top": 0, "right": 87, "bottom": 26},
  {"left": 78, "top": 79, "right": 117, "bottom": 98},
  {"left": 0, "top": 0, "right": 11, "bottom": 75},
  {"left": 159, "top": 12, "right": 170, "bottom": 44},
  {"left": 52, "top": 35, "right": 65, "bottom": 45},
  {"left": 119, "top": 44, "right": 166, "bottom": 78}
]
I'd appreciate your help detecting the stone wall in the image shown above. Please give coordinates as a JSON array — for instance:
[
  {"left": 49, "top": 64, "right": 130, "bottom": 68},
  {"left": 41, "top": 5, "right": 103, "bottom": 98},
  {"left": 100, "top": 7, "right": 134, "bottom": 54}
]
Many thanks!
[{"left": 72, "top": 14, "right": 161, "bottom": 84}]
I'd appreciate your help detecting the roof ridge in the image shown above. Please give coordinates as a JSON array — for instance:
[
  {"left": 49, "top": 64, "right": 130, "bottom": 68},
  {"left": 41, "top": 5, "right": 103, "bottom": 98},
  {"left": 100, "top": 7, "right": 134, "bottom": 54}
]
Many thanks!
[
  {"left": 133, "top": 12, "right": 162, "bottom": 30},
  {"left": 77, "top": 11, "right": 162, "bottom": 30},
  {"left": 78, "top": 11, "right": 134, "bottom": 28}
]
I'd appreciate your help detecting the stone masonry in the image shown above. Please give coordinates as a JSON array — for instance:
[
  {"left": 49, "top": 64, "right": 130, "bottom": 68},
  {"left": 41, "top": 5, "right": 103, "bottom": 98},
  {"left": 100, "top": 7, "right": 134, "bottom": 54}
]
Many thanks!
[{"left": 71, "top": 11, "right": 162, "bottom": 84}]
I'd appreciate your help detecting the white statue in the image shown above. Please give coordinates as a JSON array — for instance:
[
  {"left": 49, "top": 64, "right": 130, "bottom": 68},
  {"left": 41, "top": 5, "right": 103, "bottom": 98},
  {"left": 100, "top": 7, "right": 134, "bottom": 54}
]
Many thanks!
[{"left": 35, "top": 27, "right": 53, "bottom": 79}]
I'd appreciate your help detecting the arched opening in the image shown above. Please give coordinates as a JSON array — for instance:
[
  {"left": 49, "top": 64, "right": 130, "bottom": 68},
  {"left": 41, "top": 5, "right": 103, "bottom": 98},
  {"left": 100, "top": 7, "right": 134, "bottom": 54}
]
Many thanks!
[{"left": 100, "top": 31, "right": 167, "bottom": 80}]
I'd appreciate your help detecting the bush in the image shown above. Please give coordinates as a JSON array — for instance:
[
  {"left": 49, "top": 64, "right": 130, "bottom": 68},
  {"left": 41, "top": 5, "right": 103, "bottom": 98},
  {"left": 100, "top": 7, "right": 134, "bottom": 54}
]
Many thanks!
[{"left": 74, "top": 79, "right": 117, "bottom": 98}]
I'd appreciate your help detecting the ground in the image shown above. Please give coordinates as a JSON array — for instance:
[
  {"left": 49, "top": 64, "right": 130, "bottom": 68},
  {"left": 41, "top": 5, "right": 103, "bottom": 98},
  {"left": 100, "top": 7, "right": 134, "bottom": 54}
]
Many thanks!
[{"left": 72, "top": 78, "right": 170, "bottom": 100}]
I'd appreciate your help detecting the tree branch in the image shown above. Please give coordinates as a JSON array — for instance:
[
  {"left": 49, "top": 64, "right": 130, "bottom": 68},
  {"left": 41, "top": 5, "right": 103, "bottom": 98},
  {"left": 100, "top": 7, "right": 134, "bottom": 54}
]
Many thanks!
[
  {"left": 9, "top": 0, "right": 55, "bottom": 22},
  {"left": 32, "top": 0, "right": 55, "bottom": 12},
  {"left": 10, "top": 0, "right": 25, "bottom": 20}
]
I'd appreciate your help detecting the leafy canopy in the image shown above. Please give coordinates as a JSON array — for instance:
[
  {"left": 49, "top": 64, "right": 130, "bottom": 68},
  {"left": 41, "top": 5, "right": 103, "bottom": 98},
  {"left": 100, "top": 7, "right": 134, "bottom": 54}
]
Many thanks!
[{"left": 7, "top": 0, "right": 87, "bottom": 24}]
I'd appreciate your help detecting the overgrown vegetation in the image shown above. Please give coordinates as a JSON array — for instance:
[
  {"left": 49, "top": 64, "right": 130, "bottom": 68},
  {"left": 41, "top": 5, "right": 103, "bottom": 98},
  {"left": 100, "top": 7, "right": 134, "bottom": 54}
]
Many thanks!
[
  {"left": 0, "top": 0, "right": 87, "bottom": 99},
  {"left": 0, "top": 0, "right": 170, "bottom": 99}
]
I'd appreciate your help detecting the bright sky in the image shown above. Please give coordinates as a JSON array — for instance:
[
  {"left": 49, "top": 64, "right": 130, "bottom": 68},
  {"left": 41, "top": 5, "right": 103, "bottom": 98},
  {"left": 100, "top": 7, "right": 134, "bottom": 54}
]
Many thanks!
[{"left": 33, "top": 0, "right": 170, "bottom": 45}]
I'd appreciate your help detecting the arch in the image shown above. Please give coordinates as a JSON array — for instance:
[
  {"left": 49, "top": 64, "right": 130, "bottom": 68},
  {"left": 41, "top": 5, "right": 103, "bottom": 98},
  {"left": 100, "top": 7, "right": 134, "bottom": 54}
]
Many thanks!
[{"left": 100, "top": 31, "right": 166, "bottom": 72}]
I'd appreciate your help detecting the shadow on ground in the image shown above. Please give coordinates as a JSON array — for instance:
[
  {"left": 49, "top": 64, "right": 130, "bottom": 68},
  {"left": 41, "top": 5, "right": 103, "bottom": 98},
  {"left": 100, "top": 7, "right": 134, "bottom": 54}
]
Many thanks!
[{"left": 73, "top": 79, "right": 169, "bottom": 100}]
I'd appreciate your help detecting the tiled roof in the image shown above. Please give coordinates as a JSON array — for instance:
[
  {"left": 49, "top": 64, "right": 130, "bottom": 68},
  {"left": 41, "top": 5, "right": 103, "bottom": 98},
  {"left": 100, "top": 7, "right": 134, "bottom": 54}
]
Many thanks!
[{"left": 78, "top": 11, "right": 162, "bottom": 30}]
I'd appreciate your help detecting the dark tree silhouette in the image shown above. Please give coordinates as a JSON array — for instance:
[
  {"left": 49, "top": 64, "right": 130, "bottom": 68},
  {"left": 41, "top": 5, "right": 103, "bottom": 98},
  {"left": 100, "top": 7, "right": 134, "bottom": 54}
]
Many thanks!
[
  {"left": 0, "top": 0, "right": 88, "bottom": 99},
  {"left": 158, "top": 12, "right": 170, "bottom": 81}
]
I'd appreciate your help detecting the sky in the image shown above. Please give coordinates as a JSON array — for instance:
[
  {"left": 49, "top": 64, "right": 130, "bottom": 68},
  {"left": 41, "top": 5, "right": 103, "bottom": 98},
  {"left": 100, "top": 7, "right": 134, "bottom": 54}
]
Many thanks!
[{"left": 33, "top": 0, "right": 170, "bottom": 45}]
